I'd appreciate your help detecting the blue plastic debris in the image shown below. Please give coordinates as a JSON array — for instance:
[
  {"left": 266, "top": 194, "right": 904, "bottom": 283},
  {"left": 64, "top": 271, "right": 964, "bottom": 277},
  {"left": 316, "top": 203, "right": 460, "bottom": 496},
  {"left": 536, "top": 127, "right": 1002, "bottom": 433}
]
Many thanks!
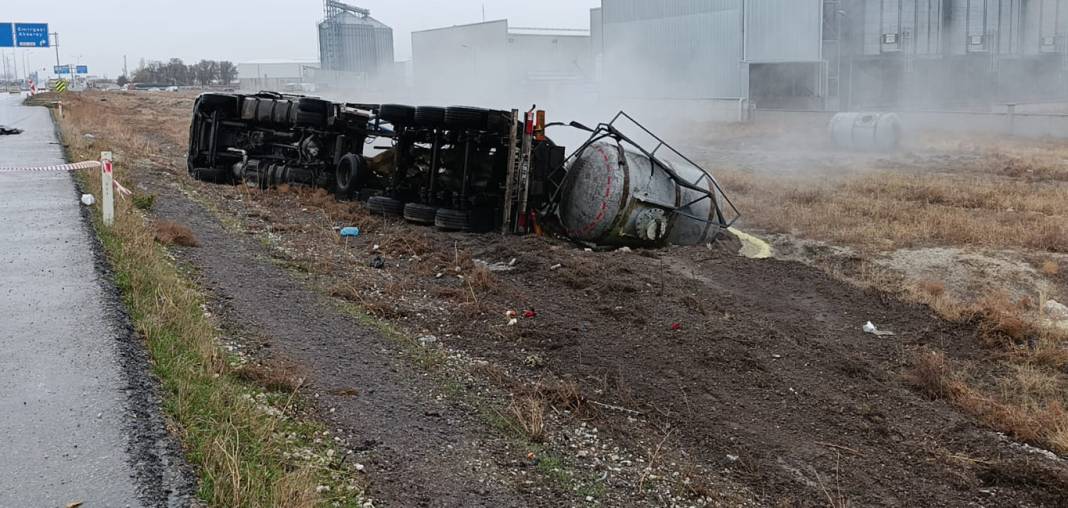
[{"left": 340, "top": 227, "right": 361, "bottom": 238}]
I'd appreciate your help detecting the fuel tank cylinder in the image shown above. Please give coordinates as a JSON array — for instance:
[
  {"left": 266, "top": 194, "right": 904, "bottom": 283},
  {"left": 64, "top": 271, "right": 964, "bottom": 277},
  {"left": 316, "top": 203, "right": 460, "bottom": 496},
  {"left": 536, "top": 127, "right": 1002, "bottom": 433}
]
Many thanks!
[
  {"left": 829, "top": 112, "right": 902, "bottom": 151},
  {"left": 557, "top": 141, "right": 721, "bottom": 247}
]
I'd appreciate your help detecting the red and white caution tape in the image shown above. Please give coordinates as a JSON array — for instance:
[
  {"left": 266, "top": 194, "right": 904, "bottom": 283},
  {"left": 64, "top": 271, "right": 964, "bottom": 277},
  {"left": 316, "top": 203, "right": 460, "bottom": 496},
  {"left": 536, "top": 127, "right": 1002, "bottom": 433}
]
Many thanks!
[
  {"left": 0, "top": 160, "right": 132, "bottom": 198},
  {"left": 0, "top": 160, "right": 102, "bottom": 173}
]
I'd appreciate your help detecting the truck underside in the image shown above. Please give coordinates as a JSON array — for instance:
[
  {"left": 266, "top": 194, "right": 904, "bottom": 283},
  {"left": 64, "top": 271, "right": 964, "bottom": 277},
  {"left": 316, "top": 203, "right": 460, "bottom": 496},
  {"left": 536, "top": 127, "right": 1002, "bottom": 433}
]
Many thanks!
[{"left": 186, "top": 91, "right": 738, "bottom": 246}]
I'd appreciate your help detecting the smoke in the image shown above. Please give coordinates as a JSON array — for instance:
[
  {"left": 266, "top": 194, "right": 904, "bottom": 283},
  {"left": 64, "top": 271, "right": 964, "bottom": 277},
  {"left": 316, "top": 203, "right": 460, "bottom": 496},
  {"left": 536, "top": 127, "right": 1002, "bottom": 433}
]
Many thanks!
[{"left": 310, "top": 0, "right": 1068, "bottom": 173}]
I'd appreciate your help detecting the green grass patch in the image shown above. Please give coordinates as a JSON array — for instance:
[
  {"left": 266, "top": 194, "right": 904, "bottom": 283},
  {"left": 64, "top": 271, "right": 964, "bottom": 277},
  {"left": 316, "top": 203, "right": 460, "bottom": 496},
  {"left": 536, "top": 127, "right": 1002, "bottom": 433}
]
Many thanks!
[{"left": 55, "top": 105, "right": 364, "bottom": 508}]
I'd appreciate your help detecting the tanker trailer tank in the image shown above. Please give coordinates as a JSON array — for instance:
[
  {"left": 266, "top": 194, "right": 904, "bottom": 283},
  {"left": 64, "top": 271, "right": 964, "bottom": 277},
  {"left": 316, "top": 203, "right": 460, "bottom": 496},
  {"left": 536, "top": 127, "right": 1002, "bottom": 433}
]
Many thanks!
[{"left": 553, "top": 112, "right": 740, "bottom": 248}]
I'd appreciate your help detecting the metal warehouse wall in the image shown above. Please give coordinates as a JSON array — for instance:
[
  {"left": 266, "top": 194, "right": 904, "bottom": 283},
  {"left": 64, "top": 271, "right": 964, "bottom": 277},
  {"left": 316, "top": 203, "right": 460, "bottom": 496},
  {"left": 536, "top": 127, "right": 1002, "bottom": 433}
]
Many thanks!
[
  {"left": 856, "top": 0, "right": 1068, "bottom": 56},
  {"left": 601, "top": 0, "right": 746, "bottom": 99},
  {"left": 861, "top": 0, "right": 947, "bottom": 55},
  {"left": 506, "top": 34, "right": 592, "bottom": 82},
  {"left": 744, "top": 0, "right": 823, "bottom": 62},
  {"left": 237, "top": 62, "right": 309, "bottom": 82},
  {"left": 411, "top": 21, "right": 593, "bottom": 107},
  {"left": 411, "top": 21, "right": 510, "bottom": 103}
]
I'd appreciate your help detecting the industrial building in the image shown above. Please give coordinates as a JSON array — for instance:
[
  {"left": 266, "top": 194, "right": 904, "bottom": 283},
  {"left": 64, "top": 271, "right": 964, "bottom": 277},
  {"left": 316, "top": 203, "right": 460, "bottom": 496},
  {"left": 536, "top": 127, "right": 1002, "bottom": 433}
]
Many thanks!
[
  {"left": 597, "top": 0, "right": 1068, "bottom": 111},
  {"left": 411, "top": 20, "right": 592, "bottom": 106},
  {"left": 318, "top": 1, "right": 394, "bottom": 81},
  {"left": 237, "top": 59, "right": 319, "bottom": 92}
]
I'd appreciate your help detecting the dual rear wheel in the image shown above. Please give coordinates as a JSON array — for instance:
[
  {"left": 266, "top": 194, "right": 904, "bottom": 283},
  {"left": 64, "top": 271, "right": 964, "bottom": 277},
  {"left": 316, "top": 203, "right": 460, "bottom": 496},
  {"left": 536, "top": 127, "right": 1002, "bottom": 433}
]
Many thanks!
[{"left": 366, "top": 197, "right": 488, "bottom": 232}]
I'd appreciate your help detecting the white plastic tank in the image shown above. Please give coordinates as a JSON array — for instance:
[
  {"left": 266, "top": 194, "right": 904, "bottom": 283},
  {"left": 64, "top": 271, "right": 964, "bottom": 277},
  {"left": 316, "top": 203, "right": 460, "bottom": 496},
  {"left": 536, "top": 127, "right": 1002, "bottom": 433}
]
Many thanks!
[{"left": 829, "top": 112, "right": 902, "bottom": 151}]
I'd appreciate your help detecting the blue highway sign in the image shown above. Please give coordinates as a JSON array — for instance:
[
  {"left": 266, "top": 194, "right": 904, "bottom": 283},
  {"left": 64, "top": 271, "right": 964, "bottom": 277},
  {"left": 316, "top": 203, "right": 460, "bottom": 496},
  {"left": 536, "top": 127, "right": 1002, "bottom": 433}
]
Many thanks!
[
  {"left": 0, "top": 24, "right": 13, "bottom": 48},
  {"left": 14, "top": 23, "right": 49, "bottom": 48}
]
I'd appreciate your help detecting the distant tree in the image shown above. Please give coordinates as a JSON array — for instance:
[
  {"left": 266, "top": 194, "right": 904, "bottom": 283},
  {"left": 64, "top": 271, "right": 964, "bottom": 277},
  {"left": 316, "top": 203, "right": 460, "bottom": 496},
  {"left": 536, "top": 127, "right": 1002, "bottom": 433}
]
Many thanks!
[
  {"left": 161, "top": 58, "right": 188, "bottom": 85},
  {"left": 218, "top": 61, "right": 237, "bottom": 85},
  {"left": 131, "top": 61, "right": 162, "bottom": 83},
  {"left": 116, "top": 75, "right": 128, "bottom": 87},
  {"left": 193, "top": 60, "right": 218, "bottom": 86},
  {"left": 130, "top": 58, "right": 233, "bottom": 86}
]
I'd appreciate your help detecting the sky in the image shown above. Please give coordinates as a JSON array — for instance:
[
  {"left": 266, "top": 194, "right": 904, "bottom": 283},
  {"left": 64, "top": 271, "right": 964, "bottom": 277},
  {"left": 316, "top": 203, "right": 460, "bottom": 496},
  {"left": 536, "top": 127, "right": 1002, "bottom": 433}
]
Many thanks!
[{"left": 1, "top": 0, "right": 601, "bottom": 79}]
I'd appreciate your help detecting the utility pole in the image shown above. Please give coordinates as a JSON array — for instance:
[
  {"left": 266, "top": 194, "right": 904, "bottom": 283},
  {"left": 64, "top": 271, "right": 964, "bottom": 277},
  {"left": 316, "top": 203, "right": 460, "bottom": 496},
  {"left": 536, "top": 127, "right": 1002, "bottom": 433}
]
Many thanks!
[
  {"left": 123, "top": 55, "right": 128, "bottom": 78},
  {"left": 51, "top": 32, "right": 60, "bottom": 67}
]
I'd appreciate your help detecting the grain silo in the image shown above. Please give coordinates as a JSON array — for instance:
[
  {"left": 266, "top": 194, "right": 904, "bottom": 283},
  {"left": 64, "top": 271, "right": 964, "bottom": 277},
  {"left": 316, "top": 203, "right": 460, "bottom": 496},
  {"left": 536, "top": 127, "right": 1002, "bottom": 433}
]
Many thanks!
[{"left": 318, "top": 1, "right": 394, "bottom": 78}]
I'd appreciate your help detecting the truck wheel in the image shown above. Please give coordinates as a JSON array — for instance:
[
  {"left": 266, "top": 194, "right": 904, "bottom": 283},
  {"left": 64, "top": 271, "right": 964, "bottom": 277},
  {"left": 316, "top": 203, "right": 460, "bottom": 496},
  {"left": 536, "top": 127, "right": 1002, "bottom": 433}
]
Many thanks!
[
  {"left": 367, "top": 196, "right": 404, "bottom": 216},
  {"left": 379, "top": 104, "right": 416, "bottom": 126},
  {"left": 196, "top": 93, "right": 239, "bottom": 118},
  {"left": 403, "top": 203, "right": 438, "bottom": 225},
  {"left": 444, "top": 106, "right": 488, "bottom": 130},
  {"left": 335, "top": 154, "right": 367, "bottom": 200},
  {"left": 434, "top": 208, "right": 472, "bottom": 231},
  {"left": 414, "top": 106, "right": 446, "bottom": 128}
]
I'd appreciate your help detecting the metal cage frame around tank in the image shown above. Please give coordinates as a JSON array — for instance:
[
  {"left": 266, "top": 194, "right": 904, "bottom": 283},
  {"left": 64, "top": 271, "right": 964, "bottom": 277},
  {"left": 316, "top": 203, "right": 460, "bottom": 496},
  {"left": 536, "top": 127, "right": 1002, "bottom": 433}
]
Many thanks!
[{"left": 548, "top": 111, "right": 741, "bottom": 233}]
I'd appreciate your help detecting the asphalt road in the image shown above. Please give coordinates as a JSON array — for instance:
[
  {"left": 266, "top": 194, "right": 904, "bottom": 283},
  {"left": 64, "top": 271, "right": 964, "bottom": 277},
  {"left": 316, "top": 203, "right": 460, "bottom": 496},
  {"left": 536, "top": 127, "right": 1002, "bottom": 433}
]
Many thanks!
[{"left": 0, "top": 93, "right": 187, "bottom": 507}]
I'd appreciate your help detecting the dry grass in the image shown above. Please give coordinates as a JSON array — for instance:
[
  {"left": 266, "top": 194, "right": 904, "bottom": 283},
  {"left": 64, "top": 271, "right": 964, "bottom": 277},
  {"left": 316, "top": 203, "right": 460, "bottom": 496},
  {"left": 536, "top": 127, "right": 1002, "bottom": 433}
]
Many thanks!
[
  {"left": 717, "top": 156, "right": 1068, "bottom": 253},
  {"left": 508, "top": 395, "right": 547, "bottom": 443},
  {"left": 467, "top": 264, "right": 497, "bottom": 292},
  {"left": 53, "top": 92, "right": 364, "bottom": 507},
  {"left": 154, "top": 220, "right": 200, "bottom": 247},
  {"left": 907, "top": 348, "right": 1068, "bottom": 454},
  {"left": 903, "top": 280, "right": 968, "bottom": 322},
  {"left": 1041, "top": 260, "right": 1060, "bottom": 276},
  {"left": 233, "top": 360, "right": 306, "bottom": 394},
  {"left": 916, "top": 279, "right": 946, "bottom": 298},
  {"left": 974, "top": 293, "right": 1036, "bottom": 348}
]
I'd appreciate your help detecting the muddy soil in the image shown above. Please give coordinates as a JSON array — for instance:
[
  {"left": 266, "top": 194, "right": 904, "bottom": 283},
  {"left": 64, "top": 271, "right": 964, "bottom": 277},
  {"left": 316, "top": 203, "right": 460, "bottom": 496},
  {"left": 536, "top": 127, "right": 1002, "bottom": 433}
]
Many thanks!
[
  {"left": 382, "top": 231, "right": 1067, "bottom": 506},
  {"left": 148, "top": 173, "right": 1068, "bottom": 506},
  {"left": 143, "top": 176, "right": 566, "bottom": 507},
  {"left": 77, "top": 92, "right": 1068, "bottom": 506}
]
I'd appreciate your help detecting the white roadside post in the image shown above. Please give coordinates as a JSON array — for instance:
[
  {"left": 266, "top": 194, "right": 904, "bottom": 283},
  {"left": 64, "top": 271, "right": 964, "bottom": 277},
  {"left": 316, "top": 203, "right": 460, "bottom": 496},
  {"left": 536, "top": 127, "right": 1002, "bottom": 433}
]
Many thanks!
[{"left": 101, "top": 151, "right": 115, "bottom": 226}]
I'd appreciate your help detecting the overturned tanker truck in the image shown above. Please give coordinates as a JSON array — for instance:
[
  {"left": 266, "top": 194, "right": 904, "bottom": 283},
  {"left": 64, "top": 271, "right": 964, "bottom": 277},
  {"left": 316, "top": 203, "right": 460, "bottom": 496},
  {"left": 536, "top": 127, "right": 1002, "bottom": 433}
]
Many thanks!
[{"left": 186, "top": 91, "right": 739, "bottom": 247}]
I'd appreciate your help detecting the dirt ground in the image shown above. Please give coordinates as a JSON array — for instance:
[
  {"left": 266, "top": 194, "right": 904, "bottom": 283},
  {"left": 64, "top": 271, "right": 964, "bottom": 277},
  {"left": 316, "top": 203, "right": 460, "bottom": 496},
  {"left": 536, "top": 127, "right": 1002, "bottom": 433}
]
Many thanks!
[{"left": 56, "top": 91, "right": 1068, "bottom": 506}]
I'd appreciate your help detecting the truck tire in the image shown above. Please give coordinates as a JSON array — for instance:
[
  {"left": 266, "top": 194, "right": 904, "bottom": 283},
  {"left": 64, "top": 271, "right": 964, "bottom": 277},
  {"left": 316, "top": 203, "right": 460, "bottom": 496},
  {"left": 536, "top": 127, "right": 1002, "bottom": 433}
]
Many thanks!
[
  {"left": 403, "top": 203, "right": 438, "bottom": 225},
  {"left": 434, "top": 208, "right": 472, "bottom": 231},
  {"left": 444, "top": 106, "right": 488, "bottom": 130},
  {"left": 335, "top": 154, "right": 367, "bottom": 200},
  {"left": 367, "top": 196, "right": 404, "bottom": 216},
  {"left": 414, "top": 106, "right": 446, "bottom": 128},
  {"left": 379, "top": 104, "right": 416, "bottom": 126},
  {"left": 196, "top": 93, "right": 239, "bottom": 118}
]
